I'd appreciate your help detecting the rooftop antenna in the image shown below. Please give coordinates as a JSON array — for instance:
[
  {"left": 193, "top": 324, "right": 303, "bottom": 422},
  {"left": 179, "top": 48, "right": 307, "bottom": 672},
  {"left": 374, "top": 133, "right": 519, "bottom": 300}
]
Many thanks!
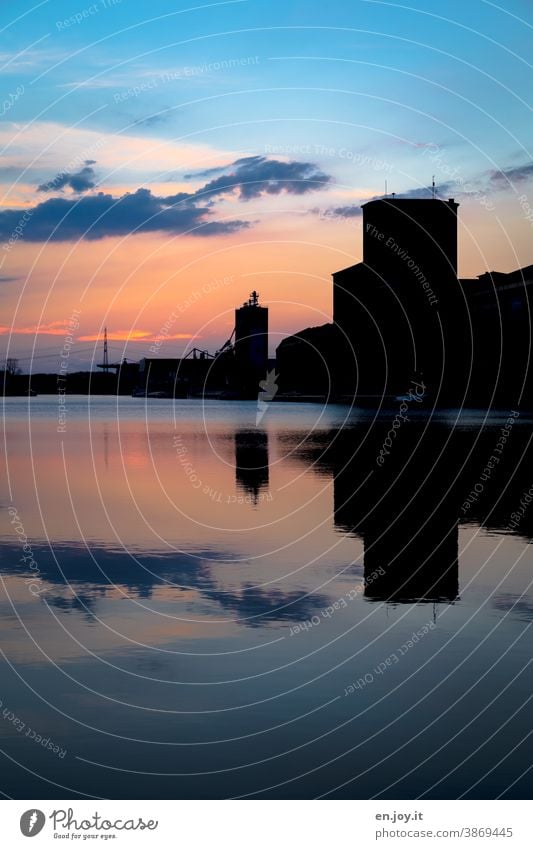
[
  {"left": 432, "top": 175, "right": 436, "bottom": 199},
  {"left": 385, "top": 179, "right": 388, "bottom": 197},
  {"left": 102, "top": 327, "right": 109, "bottom": 374}
]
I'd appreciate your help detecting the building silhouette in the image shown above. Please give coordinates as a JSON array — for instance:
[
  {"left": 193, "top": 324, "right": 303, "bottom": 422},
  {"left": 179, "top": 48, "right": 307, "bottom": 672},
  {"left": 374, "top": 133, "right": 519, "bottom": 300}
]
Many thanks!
[
  {"left": 131, "top": 292, "right": 269, "bottom": 399},
  {"left": 277, "top": 196, "right": 532, "bottom": 405},
  {"left": 333, "top": 196, "right": 462, "bottom": 397},
  {"left": 460, "top": 264, "right": 533, "bottom": 404},
  {"left": 234, "top": 291, "right": 269, "bottom": 399}
]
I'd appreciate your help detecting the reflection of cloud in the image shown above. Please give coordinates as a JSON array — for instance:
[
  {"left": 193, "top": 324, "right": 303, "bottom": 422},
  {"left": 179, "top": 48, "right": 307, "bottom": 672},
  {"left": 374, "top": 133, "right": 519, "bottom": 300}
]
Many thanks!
[
  {"left": 0, "top": 542, "right": 330, "bottom": 629},
  {"left": 492, "top": 593, "right": 533, "bottom": 621},
  {"left": 46, "top": 591, "right": 99, "bottom": 623},
  {"left": 208, "top": 584, "right": 329, "bottom": 628}
]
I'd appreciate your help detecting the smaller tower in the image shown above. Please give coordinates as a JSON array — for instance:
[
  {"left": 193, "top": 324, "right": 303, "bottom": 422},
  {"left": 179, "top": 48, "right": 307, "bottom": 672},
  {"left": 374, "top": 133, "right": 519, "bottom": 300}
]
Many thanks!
[{"left": 234, "top": 292, "right": 268, "bottom": 399}]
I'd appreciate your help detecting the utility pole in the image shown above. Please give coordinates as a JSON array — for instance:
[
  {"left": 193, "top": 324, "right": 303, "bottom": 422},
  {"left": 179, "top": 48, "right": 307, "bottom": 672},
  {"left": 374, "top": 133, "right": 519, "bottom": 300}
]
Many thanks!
[{"left": 103, "top": 327, "right": 109, "bottom": 374}]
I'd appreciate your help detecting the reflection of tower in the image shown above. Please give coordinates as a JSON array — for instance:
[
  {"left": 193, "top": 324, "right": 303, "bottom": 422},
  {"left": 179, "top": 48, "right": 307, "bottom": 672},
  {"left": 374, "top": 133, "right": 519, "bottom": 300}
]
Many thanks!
[
  {"left": 103, "top": 423, "right": 109, "bottom": 471},
  {"left": 234, "top": 291, "right": 268, "bottom": 399},
  {"left": 332, "top": 424, "right": 460, "bottom": 604},
  {"left": 362, "top": 501, "right": 459, "bottom": 603},
  {"left": 235, "top": 430, "right": 269, "bottom": 504}
]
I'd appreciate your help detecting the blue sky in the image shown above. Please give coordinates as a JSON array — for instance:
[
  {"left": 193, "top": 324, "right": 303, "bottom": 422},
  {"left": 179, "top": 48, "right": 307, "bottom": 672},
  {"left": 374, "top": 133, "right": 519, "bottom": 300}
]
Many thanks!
[
  {"left": 1, "top": 0, "right": 533, "bottom": 368},
  {"left": 3, "top": 0, "right": 532, "bottom": 187}
]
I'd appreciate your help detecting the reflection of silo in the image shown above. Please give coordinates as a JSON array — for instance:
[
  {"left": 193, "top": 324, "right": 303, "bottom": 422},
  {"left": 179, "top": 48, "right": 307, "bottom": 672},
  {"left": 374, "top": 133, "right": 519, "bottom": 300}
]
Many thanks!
[
  {"left": 332, "top": 424, "right": 460, "bottom": 604},
  {"left": 235, "top": 430, "right": 269, "bottom": 503},
  {"left": 363, "top": 512, "right": 459, "bottom": 603},
  {"left": 235, "top": 291, "right": 268, "bottom": 399}
]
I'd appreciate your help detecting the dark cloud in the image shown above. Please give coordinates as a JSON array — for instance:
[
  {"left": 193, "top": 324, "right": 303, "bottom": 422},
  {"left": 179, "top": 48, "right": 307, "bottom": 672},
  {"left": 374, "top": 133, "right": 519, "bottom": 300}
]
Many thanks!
[
  {"left": 184, "top": 164, "right": 227, "bottom": 180},
  {"left": 38, "top": 160, "right": 97, "bottom": 193},
  {"left": 185, "top": 156, "right": 275, "bottom": 181},
  {"left": 382, "top": 183, "right": 456, "bottom": 200},
  {"left": 0, "top": 187, "right": 249, "bottom": 242},
  {"left": 315, "top": 182, "right": 457, "bottom": 219},
  {"left": 492, "top": 593, "right": 533, "bottom": 621},
  {"left": 490, "top": 161, "right": 533, "bottom": 186},
  {"left": 322, "top": 205, "right": 363, "bottom": 218},
  {"left": 131, "top": 113, "right": 169, "bottom": 129},
  {"left": 197, "top": 155, "right": 331, "bottom": 200},
  {"left": 3, "top": 155, "right": 332, "bottom": 242},
  {"left": 0, "top": 541, "right": 331, "bottom": 628},
  {"left": 319, "top": 187, "right": 458, "bottom": 213}
]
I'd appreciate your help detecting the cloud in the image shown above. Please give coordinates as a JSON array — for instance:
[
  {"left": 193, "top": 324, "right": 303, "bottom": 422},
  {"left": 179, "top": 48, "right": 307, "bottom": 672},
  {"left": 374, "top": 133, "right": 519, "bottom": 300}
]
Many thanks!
[
  {"left": 184, "top": 164, "right": 227, "bottom": 180},
  {"left": 320, "top": 205, "right": 363, "bottom": 218},
  {"left": 0, "top": 323, "right": 195, "bottom": 341},
  {"left": 78, "top": 331, "right": 194, "bottom": 342},
  {"left": 0, "top": 320, "right": 77, "bottom": 336},
  {"left": 131, "top": 113, "right": 170, "bottom": 129},
  {"left": 184, "top": 156, "right": 269, "bottom": 180},
  {"left": 0, "top": 187, "right": 250, "bottom": 242},
  {"left": 1, "top": 155, "right": 332, "bottom": 242},
  {"left": 381, "top": 183, "right": 456, "bottom": 200},
  {"left": 195, "top": 155, "right": 331, "bottom": 201},
  {"left": 489, "top": 161, "right": 533, "bottom": 186},
  {"left": 38, "top": 161, "right": 97, "bottom": 193}
]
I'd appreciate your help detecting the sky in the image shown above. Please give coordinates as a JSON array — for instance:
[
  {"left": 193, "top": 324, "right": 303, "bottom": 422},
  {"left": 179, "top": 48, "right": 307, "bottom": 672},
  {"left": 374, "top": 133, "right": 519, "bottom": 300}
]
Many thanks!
[{"left": 1, "top": 0, "right": 532, "bottom": 370}]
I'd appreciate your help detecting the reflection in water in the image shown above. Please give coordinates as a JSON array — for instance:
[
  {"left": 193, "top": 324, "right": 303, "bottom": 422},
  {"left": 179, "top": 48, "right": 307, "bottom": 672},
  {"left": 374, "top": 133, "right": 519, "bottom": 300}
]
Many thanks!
[
  {"left": 290, "top": 415, "right": 533, "bottom": 604},
  {"left": 2, "top": 398, "right": 533, "bottom": 800},
  {"left": 235, "top": 429, "right": 269, "bottom": 503},
  {"left": 332, "top": 426, "right": 460, "bottom": 603},
  {"left": 1, "top": 541, "right": 332, "bottom": 630}
]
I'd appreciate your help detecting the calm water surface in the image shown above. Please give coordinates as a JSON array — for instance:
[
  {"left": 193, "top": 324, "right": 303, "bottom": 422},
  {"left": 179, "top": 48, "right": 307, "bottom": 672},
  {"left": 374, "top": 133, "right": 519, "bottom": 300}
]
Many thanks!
[{"left": 1, "top": 396, "right": 532, "bottom": 798}]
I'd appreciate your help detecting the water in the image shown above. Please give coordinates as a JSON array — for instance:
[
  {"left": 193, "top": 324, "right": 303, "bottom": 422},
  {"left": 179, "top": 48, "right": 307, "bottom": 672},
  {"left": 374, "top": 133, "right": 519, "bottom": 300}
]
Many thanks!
[{"left": 1, "top": 396, "right": 532, "bottom": 799}]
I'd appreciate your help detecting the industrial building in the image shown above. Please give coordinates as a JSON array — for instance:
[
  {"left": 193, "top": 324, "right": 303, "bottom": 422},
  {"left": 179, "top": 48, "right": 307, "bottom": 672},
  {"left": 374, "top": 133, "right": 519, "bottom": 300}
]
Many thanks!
[
  {"left": 94, "top": 205, "right": 532, "bottom": 406},
  {"left": 459, "top": 264, "right": 533, "bottom": 404},
  {"left": 131, "top": 292, "right": 269, "bottom": 399},
  {"left": 234, "top": 291, "right": 269, "bottom": 399},
  {"left": 277, "top": 196, "right": 532, "bottom": 405}
]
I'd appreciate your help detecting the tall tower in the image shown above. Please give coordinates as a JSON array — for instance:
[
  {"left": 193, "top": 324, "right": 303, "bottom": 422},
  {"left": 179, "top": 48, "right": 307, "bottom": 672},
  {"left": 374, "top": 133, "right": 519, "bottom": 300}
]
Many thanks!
[
  {"left": 332, "top": 196, "right": 463, "bottom": 396},
  {"left": 361, "top": 197, "right": 458, "bottom": 285},
  {"left": 234, "top": 291, "right": 268, "bottom": 399}
]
